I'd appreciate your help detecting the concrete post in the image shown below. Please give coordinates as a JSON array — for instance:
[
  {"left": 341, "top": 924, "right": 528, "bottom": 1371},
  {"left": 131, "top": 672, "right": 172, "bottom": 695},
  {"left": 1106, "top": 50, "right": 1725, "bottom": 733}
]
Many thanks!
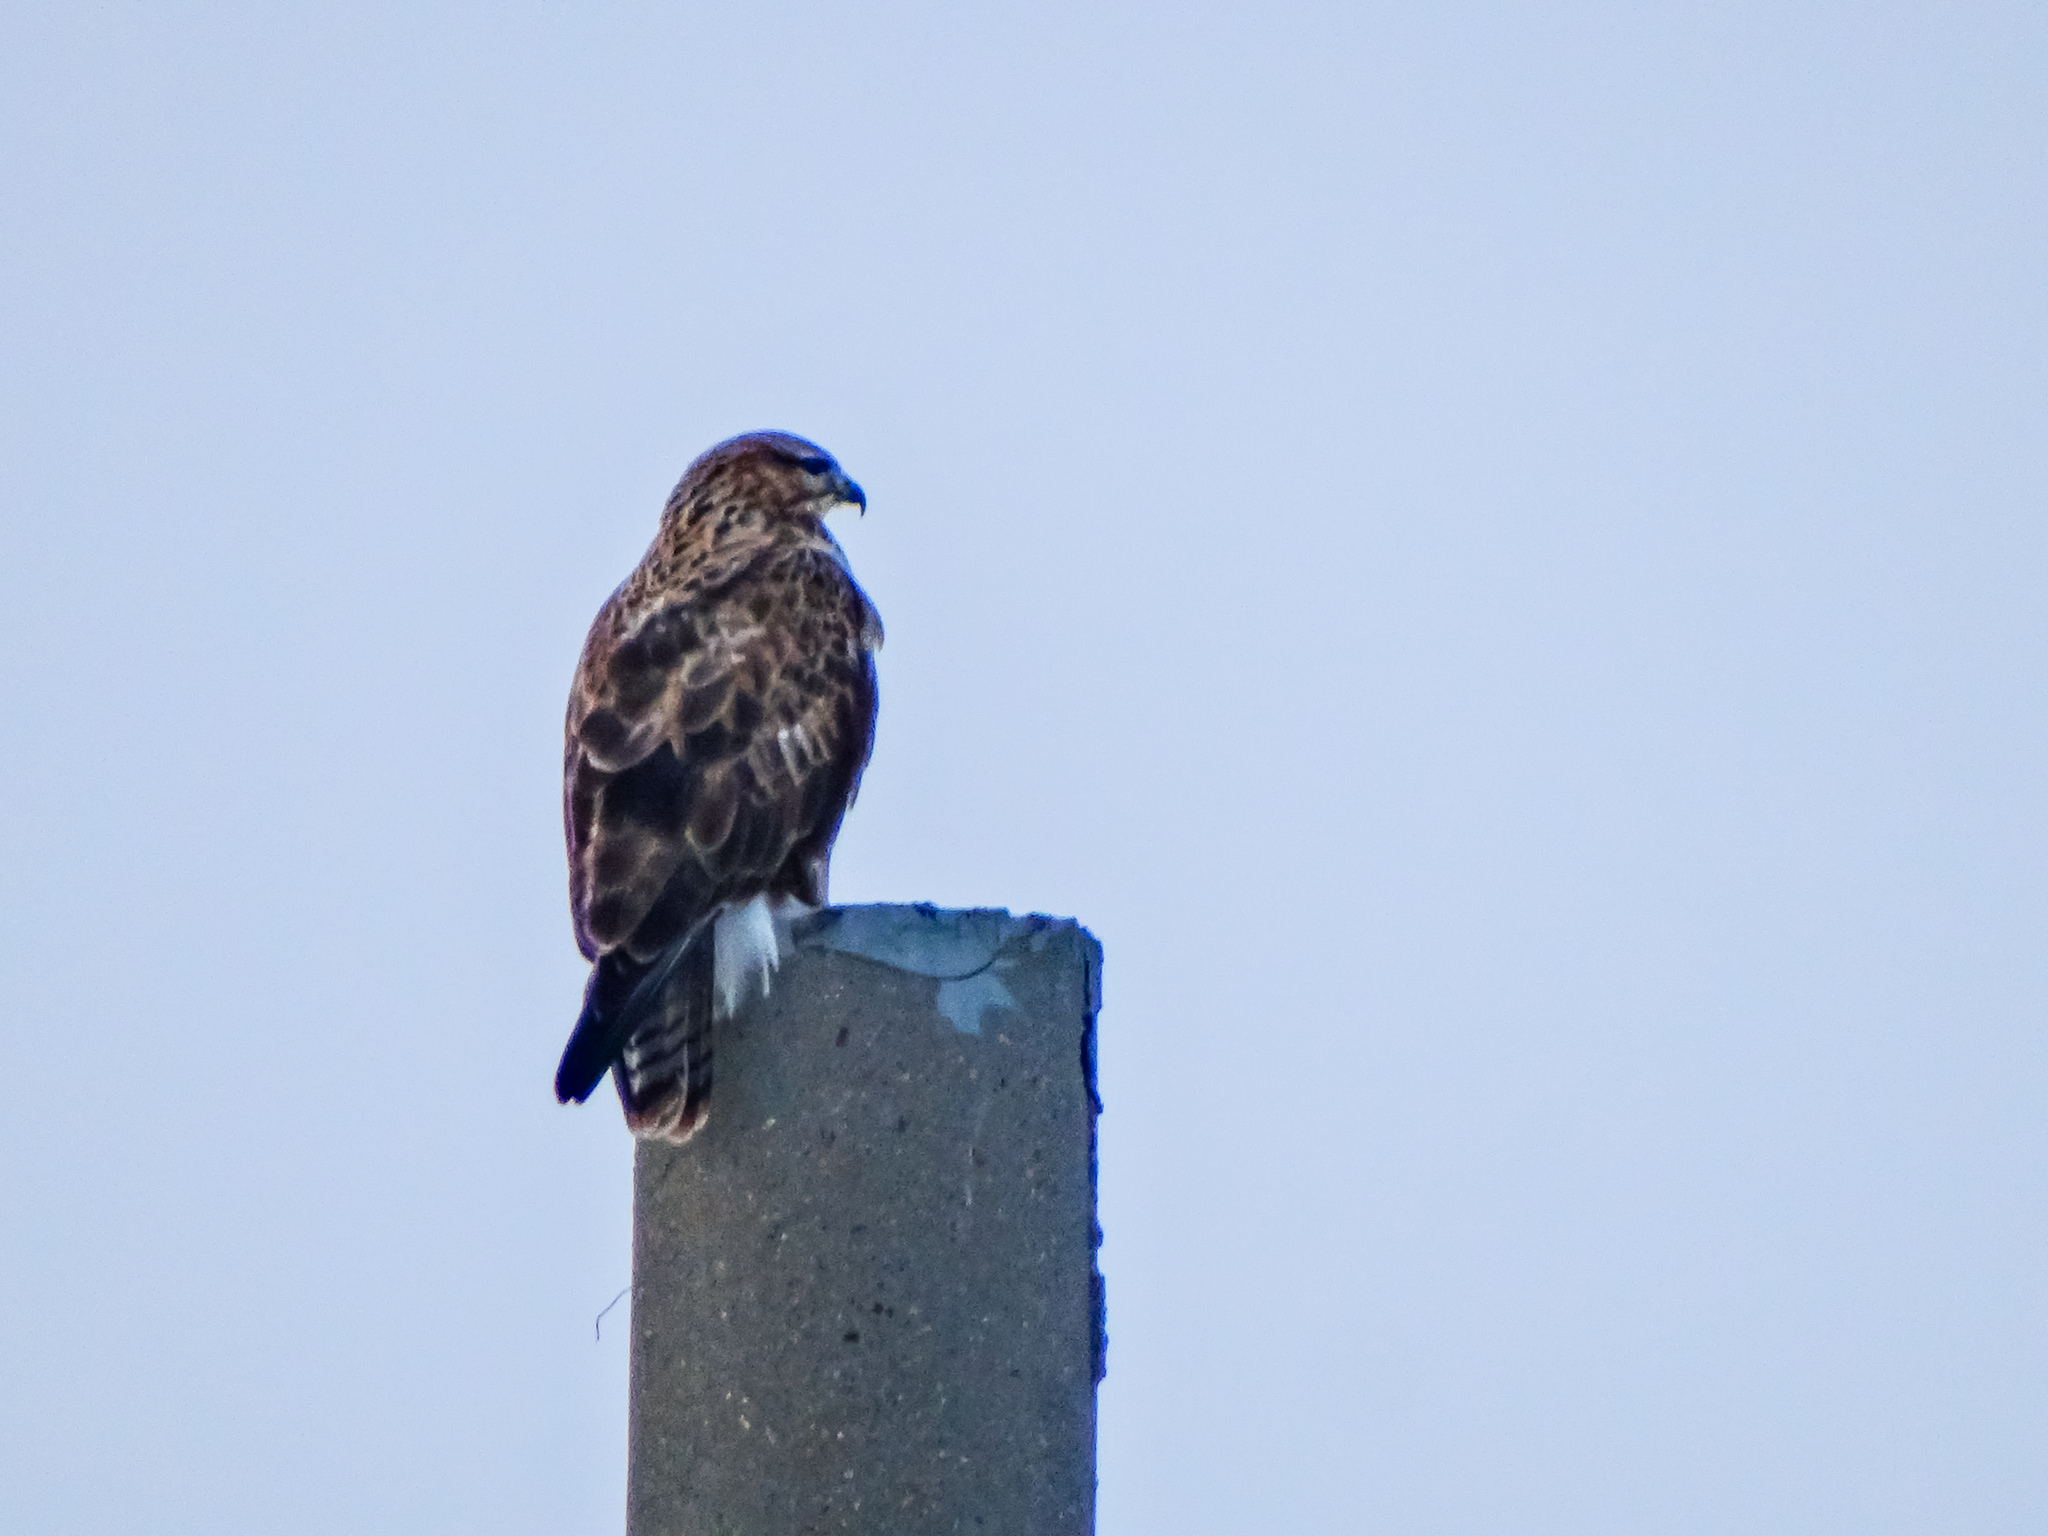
[{"left": 627, "top": 904, "right": 1104, "bottom": 1535}]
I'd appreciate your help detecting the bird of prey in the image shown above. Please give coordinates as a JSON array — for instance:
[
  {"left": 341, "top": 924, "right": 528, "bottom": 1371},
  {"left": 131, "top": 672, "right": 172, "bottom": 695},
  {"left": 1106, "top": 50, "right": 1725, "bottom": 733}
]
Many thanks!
[{"left": 553, "top": 432, "right": 881, "bottom": 1143}]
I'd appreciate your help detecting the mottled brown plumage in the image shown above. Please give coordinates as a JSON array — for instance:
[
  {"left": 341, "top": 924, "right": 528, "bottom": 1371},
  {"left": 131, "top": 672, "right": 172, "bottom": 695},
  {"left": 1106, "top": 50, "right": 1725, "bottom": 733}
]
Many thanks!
[{"left": 555, "top": 432, "right": 881, "bottom": 1142}]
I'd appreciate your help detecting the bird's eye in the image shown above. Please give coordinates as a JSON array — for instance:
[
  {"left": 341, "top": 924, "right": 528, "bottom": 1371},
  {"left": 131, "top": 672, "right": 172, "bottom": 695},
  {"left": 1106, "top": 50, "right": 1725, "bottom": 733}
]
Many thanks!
[{"left": 795, "top": 455, "right": 832, "bottom": 474}]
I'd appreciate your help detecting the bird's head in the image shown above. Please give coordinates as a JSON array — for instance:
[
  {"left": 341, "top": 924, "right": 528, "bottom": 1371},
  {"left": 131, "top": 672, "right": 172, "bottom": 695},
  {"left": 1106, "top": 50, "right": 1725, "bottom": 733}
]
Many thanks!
[{"left": 666, "top": 431, "right": 866, "bottom": 529}]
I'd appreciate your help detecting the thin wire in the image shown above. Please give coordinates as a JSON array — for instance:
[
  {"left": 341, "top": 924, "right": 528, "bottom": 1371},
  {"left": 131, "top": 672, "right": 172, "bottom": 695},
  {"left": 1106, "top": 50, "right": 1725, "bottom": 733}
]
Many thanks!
[{"left": 595, "top": 1287, "right": 629, "bottom": 1343}]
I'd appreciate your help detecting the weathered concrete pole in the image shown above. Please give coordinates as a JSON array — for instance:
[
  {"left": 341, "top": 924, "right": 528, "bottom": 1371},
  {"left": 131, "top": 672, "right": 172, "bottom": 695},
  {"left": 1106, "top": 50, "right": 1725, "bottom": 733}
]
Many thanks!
[{"left": 627, "top": 904, "right": 1104, "bottom": 1535}]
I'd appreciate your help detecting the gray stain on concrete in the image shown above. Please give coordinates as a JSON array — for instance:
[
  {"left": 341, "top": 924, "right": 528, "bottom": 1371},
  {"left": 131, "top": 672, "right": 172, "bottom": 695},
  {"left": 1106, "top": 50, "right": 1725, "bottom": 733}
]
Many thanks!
[{"left": 794, "top": 905, "right": 1034, "bottom": 1036}]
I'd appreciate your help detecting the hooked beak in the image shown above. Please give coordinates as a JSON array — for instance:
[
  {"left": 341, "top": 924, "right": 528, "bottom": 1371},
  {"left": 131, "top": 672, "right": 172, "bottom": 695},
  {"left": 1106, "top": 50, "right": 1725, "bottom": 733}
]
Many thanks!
[{"left": 835, "top": 473, "right": 867, "bottom": 516}]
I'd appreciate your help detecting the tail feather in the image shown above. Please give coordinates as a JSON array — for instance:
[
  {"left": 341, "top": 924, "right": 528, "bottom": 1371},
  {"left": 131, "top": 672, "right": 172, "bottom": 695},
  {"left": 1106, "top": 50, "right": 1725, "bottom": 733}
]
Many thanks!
[
  {"left": 554, "top": 951, "right": 649, "bottom": 1104},
  {"left": 615, "top": 934, "right": 715, "bottom": 1143},
  {"left": 554, "top": 918, "right": 722, "bottom": 1143},
  {"left": 553, "top": 921, "right": 704, "bottom": 1104}
]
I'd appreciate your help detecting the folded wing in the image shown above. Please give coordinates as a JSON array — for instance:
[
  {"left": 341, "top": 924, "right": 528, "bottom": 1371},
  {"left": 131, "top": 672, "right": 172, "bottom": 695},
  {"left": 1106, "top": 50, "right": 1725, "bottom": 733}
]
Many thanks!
[{"left": 555, "top": 541, "right": 880, "bottom": 1113}]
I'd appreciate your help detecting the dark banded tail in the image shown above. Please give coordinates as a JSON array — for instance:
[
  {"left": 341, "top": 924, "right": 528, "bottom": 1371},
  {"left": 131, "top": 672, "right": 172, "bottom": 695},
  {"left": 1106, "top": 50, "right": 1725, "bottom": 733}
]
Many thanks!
[{"left": 613, "top": 931, "right": 715, "bottom": 1143}]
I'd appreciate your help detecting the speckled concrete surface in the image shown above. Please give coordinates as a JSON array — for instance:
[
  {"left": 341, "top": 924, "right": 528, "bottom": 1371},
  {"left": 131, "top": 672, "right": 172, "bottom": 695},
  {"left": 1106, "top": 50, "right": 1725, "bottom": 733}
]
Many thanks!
[{"left": 627, "top": 906, "right": 1102, "bottom": 1536}]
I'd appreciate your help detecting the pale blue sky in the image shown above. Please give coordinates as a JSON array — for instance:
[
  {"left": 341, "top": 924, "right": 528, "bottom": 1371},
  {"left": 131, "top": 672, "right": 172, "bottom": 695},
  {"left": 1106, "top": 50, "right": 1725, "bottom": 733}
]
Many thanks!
[{"left": 2, "top": 3, "right": 2042, "bottom": 1531}]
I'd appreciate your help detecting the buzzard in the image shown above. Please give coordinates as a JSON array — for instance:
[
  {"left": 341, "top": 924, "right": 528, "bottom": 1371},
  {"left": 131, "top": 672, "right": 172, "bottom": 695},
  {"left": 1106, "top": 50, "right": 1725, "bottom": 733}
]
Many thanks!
[{"left": 553, "top": 432, "right": 881, "bottom": 1142}]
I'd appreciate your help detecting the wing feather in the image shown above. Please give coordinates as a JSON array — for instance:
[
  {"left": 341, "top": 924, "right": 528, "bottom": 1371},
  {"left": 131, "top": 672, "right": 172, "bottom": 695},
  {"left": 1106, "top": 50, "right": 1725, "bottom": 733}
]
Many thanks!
[{"left": 565, "top": 540, "right": 878, "bottom": 964}]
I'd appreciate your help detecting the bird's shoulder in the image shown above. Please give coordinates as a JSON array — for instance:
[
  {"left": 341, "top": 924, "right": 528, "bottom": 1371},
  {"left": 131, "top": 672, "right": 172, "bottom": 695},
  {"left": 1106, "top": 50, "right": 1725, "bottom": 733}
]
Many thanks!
[{"left": 568, "top": 526, "right": 877, "bottom": 772}]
